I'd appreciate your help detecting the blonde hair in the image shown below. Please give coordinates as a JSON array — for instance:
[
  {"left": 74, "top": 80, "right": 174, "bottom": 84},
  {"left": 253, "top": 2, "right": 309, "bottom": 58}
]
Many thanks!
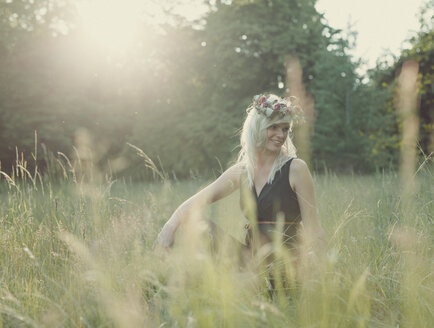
[{"left": 237, "top": 94, "right": 297, "bottom": 187}]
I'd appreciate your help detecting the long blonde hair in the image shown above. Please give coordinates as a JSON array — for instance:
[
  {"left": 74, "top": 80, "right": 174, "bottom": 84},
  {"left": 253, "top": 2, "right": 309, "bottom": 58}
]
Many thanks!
[{"left": 237, "top": 94, "right": 297, "bottom": 187}]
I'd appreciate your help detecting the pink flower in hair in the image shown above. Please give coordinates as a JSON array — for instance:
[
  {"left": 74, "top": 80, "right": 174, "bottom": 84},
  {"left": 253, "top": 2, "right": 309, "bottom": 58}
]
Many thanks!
[{"left": 274, "top": 103, "right": 281, "bottom": 111}]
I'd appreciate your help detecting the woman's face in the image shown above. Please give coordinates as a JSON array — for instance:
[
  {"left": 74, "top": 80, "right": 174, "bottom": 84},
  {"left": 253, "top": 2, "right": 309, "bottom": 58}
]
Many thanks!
[{"left": 264, "top": 123, "right": 290, "bottom": 153}]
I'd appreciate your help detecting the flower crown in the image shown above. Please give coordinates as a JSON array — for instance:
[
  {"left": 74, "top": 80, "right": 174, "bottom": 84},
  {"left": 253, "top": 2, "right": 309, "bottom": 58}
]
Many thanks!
[{"left": 247, "top": 94, "right": 304, "bottom": 124}]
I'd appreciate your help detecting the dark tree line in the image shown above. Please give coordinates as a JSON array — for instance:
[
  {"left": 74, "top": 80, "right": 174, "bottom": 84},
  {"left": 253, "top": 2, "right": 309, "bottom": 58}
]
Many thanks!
[{"left": 0, "top": 0, "right": 432, "bottom": 178}]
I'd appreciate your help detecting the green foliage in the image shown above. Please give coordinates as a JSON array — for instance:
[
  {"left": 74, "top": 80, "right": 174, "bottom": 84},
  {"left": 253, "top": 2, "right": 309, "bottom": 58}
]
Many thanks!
[
  {"left": 0, "top": 0, "right": 431, "bottom": 177},
  {"left": 367, "top": 1, "right": 433, "bottom": 160}
]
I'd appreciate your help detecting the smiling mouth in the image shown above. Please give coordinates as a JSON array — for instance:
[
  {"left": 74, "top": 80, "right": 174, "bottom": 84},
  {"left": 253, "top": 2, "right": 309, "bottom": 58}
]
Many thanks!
[{"left": 271, "top": 140, "right": 283, "bottom": 146}]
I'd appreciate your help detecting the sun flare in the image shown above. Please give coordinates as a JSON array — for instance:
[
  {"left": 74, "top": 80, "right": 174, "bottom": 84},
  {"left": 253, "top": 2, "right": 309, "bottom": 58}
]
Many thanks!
[{"left": 76, "top": 0, "right": 146, "bottom": 52}]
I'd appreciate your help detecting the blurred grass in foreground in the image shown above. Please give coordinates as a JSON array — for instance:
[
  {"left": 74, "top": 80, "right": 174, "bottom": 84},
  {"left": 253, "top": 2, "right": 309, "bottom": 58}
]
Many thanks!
[{"left": 0, "top": 145, "right": 432, "bottom": 327}]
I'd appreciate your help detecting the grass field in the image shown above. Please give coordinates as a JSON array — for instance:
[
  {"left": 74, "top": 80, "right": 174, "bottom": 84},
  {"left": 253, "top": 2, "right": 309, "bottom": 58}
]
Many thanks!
[{"left": 0, "top": 157, "right": 433, "bottom": 327}]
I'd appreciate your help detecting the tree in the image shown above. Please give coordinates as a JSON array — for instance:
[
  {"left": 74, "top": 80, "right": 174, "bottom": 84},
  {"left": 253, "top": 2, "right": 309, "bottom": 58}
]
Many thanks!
[{"left": 367, "top": 1, "right": 433, "bottom": 163}]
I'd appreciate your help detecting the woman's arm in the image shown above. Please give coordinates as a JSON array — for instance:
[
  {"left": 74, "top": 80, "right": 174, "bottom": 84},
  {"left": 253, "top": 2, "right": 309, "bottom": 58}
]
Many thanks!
[
  {"left": 289, "top": 159, "right": 327, "bottom": 252},
  {"left": 155, "top": 163, "right": 244, "bottom": 248}
]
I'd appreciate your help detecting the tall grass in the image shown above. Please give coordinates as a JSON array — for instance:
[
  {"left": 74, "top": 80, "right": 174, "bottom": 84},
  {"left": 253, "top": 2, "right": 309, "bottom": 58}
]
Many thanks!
[{"left": 0, "top": 142, "right": 432, "bottom": 327}]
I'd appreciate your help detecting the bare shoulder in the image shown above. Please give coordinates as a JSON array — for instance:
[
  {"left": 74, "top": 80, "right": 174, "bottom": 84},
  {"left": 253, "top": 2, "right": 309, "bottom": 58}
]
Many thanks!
[
  {"left": 222, "top": 162, "right": 245, "bottom": 179},
  {"left": 291, "top": 158, "right": 310, "bottom": 175},
  {"left": 226, "top": 162, "right": 245, "bottom": 173},
  {"left": 202, "top": 162, "right": 244, "bottom": 203},
  {"left": 289, "top": 158, "right": 312, "bottom": 190},
  {"left": 212, "top": 162, "right": 245, "bottom": 189}
]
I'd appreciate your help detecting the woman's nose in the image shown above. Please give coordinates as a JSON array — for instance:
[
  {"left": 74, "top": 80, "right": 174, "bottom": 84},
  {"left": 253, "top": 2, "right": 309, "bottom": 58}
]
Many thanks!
[{"left": 277, "top": 129, "right": 285, "bottom": 138}]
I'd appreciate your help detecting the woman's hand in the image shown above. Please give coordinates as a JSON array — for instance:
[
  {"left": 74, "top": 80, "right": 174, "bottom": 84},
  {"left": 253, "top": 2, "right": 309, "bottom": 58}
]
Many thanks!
[{"left": 153, "top": 221, "right": 176, "bottom": 249}]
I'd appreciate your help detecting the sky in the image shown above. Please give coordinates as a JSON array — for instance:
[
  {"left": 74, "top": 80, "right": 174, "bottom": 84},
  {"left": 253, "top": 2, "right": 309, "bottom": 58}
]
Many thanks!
[
  {"left": 175, "top": 0, "right": 429, "bottom": 74},
  {"left": 74, "top": 0, "right": 430, "bottom": 76},
  {"left": 316, "top": 0, "right": 429, "bottom": 72}
]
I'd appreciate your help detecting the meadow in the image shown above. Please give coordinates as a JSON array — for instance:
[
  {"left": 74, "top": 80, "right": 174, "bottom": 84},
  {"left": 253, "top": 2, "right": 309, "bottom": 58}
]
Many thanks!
[{"left": 0, "top": 153, "right": 433, "bottom": 328}]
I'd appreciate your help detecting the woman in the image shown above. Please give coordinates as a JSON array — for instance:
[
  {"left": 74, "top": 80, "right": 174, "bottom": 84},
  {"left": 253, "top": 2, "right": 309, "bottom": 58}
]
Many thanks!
[{"left": 154, "top": 94, "right": 325, "bottom": 258}]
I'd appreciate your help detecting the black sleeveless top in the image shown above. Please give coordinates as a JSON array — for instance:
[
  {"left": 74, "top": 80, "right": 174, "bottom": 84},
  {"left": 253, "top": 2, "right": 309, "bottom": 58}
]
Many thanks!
[{"left": 240, "top": 158, "right": 301, "bottom": 245}]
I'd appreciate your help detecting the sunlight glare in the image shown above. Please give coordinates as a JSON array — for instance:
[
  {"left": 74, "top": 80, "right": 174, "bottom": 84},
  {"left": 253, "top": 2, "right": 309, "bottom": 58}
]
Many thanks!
[{"left": 77, "top": 0, "right": 146, "bottom": 52}]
